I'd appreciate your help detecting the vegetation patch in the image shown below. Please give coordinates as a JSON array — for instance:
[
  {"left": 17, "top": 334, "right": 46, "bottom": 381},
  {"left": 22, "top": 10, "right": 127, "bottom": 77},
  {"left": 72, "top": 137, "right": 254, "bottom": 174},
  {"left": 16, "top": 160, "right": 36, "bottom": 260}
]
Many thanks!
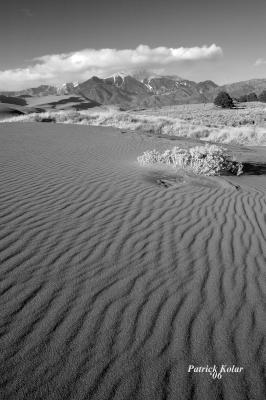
[
  {"left": 214, "top": 92, "right": 234, "bottom": 109},
  {"left": 137, "top": 144, "right": 243, "bottom": 176},
  {"left": 2, "top": 104, "right": 266, "bottom": 146}
]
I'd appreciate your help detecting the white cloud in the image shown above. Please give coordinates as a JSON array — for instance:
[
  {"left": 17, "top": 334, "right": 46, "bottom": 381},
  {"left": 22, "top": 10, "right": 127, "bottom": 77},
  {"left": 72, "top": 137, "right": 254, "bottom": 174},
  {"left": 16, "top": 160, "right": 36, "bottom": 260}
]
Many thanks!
[
  {"left": 0, "top": 44, "right": 223, "bottom": 90},
  {"left": 255, "top": 58, "right": 266, "bottom": 66}
]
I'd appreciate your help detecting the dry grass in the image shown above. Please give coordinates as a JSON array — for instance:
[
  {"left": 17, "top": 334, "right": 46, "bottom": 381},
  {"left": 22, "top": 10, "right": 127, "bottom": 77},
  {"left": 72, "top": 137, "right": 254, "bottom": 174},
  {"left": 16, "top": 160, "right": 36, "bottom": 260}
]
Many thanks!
[
  {"left": 136, "top": 102, "right": 266, "bottom": 127},
  {"left": 2, "top": 102, "right": 266, "bottom": 146}
]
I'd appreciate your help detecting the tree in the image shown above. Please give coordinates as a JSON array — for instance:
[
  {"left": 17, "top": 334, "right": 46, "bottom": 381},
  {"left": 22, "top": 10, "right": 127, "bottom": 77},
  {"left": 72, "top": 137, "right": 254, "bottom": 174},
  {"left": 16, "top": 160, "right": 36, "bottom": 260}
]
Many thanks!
[
  {"left": 238, "top": 93, "right": 258, "bottom": 102},
  {"left": 258, "top": 90, "right": 266, "bottom": 102},
  {"left": 246, "top": 92, "right": 258, "bottom": 102},
  {"left": 214, "top": 91, "right": 234, "bottom": 108}
]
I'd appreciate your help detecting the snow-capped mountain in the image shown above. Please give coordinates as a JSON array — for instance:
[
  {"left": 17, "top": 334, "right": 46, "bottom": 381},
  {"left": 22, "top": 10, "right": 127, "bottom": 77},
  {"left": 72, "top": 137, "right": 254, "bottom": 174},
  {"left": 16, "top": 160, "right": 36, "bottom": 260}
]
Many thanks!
[
  {"left": 74, "top": 73, "right": 215, "bottom": 106},
  {"left": 56, "top": 82, "right": 79, "bottom": 95},
  {"left": 2, "top": 73, "right": 266, "bottom": 109}
]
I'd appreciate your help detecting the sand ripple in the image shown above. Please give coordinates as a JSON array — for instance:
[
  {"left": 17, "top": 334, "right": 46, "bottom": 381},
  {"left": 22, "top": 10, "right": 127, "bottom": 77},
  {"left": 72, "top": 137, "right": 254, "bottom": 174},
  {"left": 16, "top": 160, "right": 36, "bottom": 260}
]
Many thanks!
[{"left": 0, "top": 123, "right": 266, "bottom": 399}]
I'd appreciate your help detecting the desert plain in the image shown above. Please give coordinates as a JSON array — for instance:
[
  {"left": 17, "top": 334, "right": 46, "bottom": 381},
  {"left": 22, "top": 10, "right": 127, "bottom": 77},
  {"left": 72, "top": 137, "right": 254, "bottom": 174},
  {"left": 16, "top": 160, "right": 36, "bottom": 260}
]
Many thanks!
[{"left": 0, "top": 103, "right": 266, "bottom": 400}]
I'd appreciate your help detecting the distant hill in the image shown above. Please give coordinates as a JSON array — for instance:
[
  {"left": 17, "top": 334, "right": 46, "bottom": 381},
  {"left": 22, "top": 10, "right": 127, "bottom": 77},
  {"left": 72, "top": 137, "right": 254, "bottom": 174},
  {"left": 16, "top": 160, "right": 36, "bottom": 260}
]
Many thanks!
[
  {"left": 1, "top": 74, "right": 266, "bottom": 108},
  {"left": 215, "top": 79, "right": 266, "bottom": 98},
  {"left": 0, "top": 95, "right": 27, "bottom": 106},
  {"left": 197, "top": 80, "right": 219, "bottom": 94},
  {"left": 0, "top": 85, "right": 58, "bottom": 98}
]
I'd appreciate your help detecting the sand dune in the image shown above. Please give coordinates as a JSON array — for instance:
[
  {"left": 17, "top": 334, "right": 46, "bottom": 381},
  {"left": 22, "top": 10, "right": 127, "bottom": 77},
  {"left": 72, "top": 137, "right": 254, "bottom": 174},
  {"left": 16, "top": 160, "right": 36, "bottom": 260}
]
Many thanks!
[
  {"left": 0, "top": 123, "right": 266, "bottom": 400},
  {"left": 0, "top": 104, "right": 25, "bottom": 120}
]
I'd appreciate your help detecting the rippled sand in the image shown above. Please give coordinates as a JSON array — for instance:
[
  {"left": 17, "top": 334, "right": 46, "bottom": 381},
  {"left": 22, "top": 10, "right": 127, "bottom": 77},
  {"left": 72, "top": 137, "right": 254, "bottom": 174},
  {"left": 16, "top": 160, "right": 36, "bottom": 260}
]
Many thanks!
[{"left": 0, "top": 123, "right": 266, "bottom": 400}]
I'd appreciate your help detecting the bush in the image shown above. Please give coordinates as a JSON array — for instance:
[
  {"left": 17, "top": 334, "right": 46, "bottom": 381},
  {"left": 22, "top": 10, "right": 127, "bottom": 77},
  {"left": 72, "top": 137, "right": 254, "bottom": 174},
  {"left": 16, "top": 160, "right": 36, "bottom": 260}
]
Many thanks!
[
  {"left": 35, "top": 116, "right": 56, "bottom": 123},
  {"left": 238, "top": 93, "right": 258, "bottom": 103},
  {"left": 258, "top": 90, "right": 266, "bottom": 102},
  {"left": 137, "top": 144, "right": 243, "bottom": 176},
  {"left": 247, "top": 92, "right": 258, "bottom": 102},
  {"left": 214, "top": 92, "right": 234, "bottom": 108}
]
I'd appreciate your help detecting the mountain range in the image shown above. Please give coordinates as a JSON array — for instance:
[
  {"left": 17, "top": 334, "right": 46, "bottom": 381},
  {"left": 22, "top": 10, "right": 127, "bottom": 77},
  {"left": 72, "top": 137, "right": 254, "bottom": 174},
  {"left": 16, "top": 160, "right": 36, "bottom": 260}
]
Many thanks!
[{"left": 1, "top": 73, "right": 266, "bottom": 108}]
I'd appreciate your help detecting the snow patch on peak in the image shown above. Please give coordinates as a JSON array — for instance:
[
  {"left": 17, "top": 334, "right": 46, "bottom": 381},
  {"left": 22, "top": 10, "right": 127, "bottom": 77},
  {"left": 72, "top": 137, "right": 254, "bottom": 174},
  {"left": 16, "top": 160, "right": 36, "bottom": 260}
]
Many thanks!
[
  {"left": 56, "top": 82, "right": 77, "bottom": 95},
  {"left": 144, "top": 83, "right": 153, "bottom": 91},
  {"left": 106, "top": 72, "right": 129, "bottom": 82}
]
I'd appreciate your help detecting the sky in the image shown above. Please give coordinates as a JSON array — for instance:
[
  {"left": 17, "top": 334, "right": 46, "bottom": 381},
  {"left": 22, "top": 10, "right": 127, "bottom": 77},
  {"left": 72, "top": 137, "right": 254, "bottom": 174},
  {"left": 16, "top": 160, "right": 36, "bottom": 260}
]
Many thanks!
[{"left": 0, "top": 0, "right": 266, "bottom": 90}]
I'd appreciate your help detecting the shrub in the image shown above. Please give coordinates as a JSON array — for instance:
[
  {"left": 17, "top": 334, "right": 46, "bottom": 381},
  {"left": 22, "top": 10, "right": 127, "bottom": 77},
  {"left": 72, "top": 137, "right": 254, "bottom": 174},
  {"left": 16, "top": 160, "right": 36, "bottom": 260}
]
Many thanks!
[
  {"left": 35, "top": 116, "right": 56, "bottom": 123},
  {"left": 238, "top": 93, "right": 258, "bottom": 102},
  {"left": 258, "top": 90, "right": 266, "bottom": 102},
  {"left": 247, "top": 92, "right": 258, "bottom": 102},
  {"left": 214, "top": 92, "right": 234, "bottom": 109},
  {"left": 137, "top": 144, "right": 243, "bottom": 176}
]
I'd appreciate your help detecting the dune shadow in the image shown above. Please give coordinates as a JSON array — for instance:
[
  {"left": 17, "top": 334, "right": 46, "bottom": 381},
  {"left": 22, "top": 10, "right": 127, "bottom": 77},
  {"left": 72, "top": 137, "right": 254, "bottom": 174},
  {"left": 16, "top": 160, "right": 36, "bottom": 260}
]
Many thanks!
[
  {"left": 73, "top": 101, "right": 101, "bottom": 110},
  {"left": 232, "top": 105, "right": 246, "bottom": 110},
  {"left": 242, "top": 162, "right": 266, "bottom": 175},
  {"left": 142, "top": 169, "right": 229, "bottom": 190},
  {"left": 47, "top": 97, "right": 84, "bottom": 106},
  {"left": 142, "top": 169, "right": 186, "bottom": 188}
]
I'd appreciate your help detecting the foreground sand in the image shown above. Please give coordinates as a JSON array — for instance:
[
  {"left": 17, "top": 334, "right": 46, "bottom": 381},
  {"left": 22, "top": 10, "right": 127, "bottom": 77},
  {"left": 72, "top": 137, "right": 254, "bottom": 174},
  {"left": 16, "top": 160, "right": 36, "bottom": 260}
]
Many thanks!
[{"left": 0, "top": 123, "right": 266, "bottom": 400}]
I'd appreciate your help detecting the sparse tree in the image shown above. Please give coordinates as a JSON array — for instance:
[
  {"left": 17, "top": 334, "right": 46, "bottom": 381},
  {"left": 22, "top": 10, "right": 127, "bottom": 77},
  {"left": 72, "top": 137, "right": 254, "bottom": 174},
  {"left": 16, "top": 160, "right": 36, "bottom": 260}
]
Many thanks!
[
  {"left": 214, "top": 91, "right": 234, "bottom": 108},
  {"left": 238, "top": 95, "right": 248, "bottom": 102},
  {"left": 247, "top": 92, "right": 258, "bottom": 102},
  {"left": 258, "top": 90, "right": 266, "bottom": 102},
  {"left": 237, "top": 92, "right": 258, "bottom": 103}
]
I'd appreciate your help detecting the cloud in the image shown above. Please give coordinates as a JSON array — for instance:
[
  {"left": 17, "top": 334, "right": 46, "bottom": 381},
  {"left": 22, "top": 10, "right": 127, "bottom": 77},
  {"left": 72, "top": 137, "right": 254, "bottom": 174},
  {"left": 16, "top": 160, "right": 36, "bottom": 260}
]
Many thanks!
[
  {"left": 0, "top": 44, "right": 223, "bottom": 90},
  {"left": 255, "top": 58, "right": 266, "bottom": 66}
]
